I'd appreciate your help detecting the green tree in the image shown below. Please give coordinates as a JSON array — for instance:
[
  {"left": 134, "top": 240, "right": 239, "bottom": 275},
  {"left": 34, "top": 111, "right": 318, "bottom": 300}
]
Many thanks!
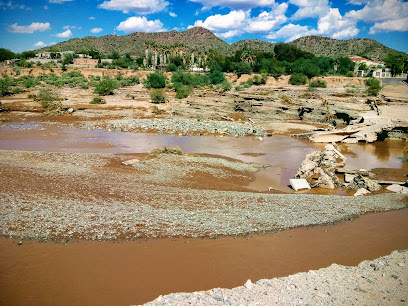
[
  {"left": 0, "top": 48, "right": 16, "bottom": 61},
  {"left": 235, "top": 62, "right": 252, "bottom": 77},
  {"left": 144, "top": 73, "right": 166, "bottom": 88},
  {"left": 384, "top": 54, "right": 404, "bottom": 76},
  {"left": 209, "top": 69, "right": 225, "bottom": 84}
]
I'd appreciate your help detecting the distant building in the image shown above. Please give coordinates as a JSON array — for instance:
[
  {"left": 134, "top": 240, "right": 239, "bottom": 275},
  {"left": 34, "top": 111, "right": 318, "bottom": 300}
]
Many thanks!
[
  {"left": 73, "top": 58, "right": 98, "bottom": 68},
  {"left": 348, "top": 56, "right": 384, "bottom": 67},
  {"left": 190, "top": 64, "right": 204, "bottom": 72},
  {"left": 101, "top": 59, "right": 113, "bottom": 64}
]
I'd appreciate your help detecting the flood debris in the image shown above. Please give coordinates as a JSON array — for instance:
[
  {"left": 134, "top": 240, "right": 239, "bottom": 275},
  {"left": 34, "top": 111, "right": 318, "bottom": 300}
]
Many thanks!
[
  {"left": 294, "top": 144, "right": 345, "bottom": 189},
  {"left": 354, "top": 188, "right": 371, "bottom": 196},
  {"left": 289, "top": 179, "right": 311, "bottom": 191},
  {"left": 344, "top": 174, "right": 381, "bottom": 191},
  {"left": 122, "top": 158, "right": 140, "bottom": 166},
  {"left": 386, "top": 184, "right": 408, "bottom": 194}
]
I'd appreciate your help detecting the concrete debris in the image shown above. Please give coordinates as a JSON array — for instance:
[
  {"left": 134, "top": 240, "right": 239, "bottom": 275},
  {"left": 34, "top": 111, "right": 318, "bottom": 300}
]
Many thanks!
[
  {"left": 386, "top": 184, "right": 408, "bottom": 194},
  {"left": 345, "top": 174, "right": 381, "bottom": 191},
  {"left": 354, "top": 188, "right": 371, "bottom": 196},
  {"left": 344, "top": 173, "right": 356, "bottom": 183},
  {"left": 289, "top": 179, "right": 311, "bottom": 191},
  {"left": 310, "top": 168, "right": 340, "bottom": 189},
  {"left": 122, "top": 158, "right": 140, "bottom": 166}
]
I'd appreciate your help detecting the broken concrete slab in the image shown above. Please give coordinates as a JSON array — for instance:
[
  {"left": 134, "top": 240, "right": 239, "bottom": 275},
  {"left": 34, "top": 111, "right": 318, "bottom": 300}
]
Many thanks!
[
  {"left": 121, "top": 158, "right": 140, "bottom": 166},
  {"left": 345, "top": 174, "right": 381, "bottom": 191},
  {"left": 289, "top": 179, "right": 311, "bottom": 191},
  {"left": 344, "top": 173, "right": 356, "bottom": 183},
  {"left": 354, "top": 188, "right": 370, "bottom": 196},
  {"left": 386, "top": 184, "right": 408, "bottom": 194}
]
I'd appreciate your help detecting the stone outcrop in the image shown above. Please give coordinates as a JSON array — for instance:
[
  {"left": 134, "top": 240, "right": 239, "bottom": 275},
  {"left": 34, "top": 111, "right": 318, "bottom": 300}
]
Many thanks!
[{"left": 345, "top": 174, "right": 381, "bottom": 191}]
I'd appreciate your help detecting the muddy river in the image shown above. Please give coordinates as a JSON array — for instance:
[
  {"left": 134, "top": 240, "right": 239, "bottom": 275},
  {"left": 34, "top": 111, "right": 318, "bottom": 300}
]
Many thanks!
[{"left": 0, "top": 121, "right": 407, "bottom": 305}]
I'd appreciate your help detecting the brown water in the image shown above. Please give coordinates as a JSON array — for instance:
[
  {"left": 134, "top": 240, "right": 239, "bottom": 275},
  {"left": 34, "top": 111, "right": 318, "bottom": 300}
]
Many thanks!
[
  {"left": 0, "top": 122, "right": 406, "bottom": 192},
  {"left": 0, "top": 209, "right": 407, "bottom": 305}
]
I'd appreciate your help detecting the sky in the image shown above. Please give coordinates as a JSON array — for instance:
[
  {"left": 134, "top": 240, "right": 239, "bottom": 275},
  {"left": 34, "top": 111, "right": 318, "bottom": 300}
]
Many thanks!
[{"left": 0, "top": 0, "right": 407, "bottom": 54}]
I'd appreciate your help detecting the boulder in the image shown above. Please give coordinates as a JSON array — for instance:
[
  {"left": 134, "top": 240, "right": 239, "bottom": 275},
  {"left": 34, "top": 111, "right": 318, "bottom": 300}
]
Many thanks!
[
  {"left": 346, "top": 174, "right": 381, "bottom": 191},
  {"left": 310, "top": 168, "right": 340, "bottom": 189},
  {"left": 354, "top": 188, "right": 371, "bottom": 196},
  {"left": 386, "top": 184, "right": 408, "bottom": 194}
]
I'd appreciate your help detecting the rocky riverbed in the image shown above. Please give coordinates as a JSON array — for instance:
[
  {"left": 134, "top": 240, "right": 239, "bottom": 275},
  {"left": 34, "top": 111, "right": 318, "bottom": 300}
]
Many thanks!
[{"left": 144, "top": 250, "right": 408, "bottom": 305}]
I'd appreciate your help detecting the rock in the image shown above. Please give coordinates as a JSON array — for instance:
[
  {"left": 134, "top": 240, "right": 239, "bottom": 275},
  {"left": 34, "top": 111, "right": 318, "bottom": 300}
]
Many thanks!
[
  {"left": 244, "top": 279, "right": 254, "bottom": 290},
  {"left": 344, "top": 173, "right": 356, "bottom": 183},
  {"left": 354, "top": 188, "right": 370, "bottom": 196},
  {"left": 310, "top": 168, "right": 340, "bottom": 189},
  {"left": 67, "top": 107, "right": 75, "bottom": 113},
  {"left": 18, "top": 241, "right": 22, "bottom": 245},
  {"left": 289, "top": 179, "right": 311, "bottom": 191},
  {"left": 346, "top": 174, "right": 381, "bottom": 191},
  {"left": 386, "top": 184, "right": 408, "bottom": 194},
  {"left": 121, "top": 159, "right": 140, "bottom": 166}
]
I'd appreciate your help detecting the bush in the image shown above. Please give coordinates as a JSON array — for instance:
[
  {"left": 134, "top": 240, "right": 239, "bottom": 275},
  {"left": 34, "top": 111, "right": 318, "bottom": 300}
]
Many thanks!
[
  {"left": 22, "top": 76, "right": 39, "bottom": 88},
  {"left": 252, "top": 74, "right": 267, "bottom": 85},
  {"left": 279, "top": 94, "right": 291, "bottom": 103},
  {"left": 235, "top": 62, "right": 252, "bottom": 77},
  {"left": 90, "top": 97, "right": 106, "bottom": 104},
  {"left": 217, "top": 81, "right": 232, "bottom": 91},
  {"left": 149, "top": 146, "right": 184, "bottom": 157},
  {"left": 144, "top": 73, "right": 166, "bottom": 89},
  {"left": 37, "top": 88, "right": 59, "bottom": 109},
  {"left": 289, "top": 73, "right": 308, "bottom": 85},
  {"left": 0, "top": 77, "right": 11, "bottom": 97},
  {"left": 175, "top": 85, "right": 193, "bottom": 99},
  {"left": 150, "top": 89, "right": 167, "bottom": 103},
  {"left": 365, "top": 78, "right": 381, "bottom": 96},
  {"left": 165, "top": 63, "right": 177, "bottom": 72},
  {"left": 309, "top": 79, "right": 327, "bottom": 88},
  {"left": 94, "top": 79, "right": 117, "bottom": 95},
  {"left": 209, "top": 70, "right": 225, "bottom": 85},
  {"left": 403, "top": 145, "right": 408, "bottom": 163}
]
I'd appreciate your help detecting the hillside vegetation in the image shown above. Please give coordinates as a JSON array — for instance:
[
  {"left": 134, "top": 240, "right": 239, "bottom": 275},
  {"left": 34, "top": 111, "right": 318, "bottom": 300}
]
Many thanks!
[{"left": 291, "top": 36, "right": 406, "bottom": 60}]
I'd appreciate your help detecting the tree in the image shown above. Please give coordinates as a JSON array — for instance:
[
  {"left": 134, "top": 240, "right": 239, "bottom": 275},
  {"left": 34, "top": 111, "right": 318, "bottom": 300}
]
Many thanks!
[
  {"left": 0, "top": 48, "right": 16, "bottom": 61},
  {"left": 209, "top": 69, "right": 225, "bottom": 84},
  {"left": 235, "top": 62, "right": 252, "bottom": 77},
  {"left": 384, "top": 54, "right": 404, "bottom": 76},
  {"left": 144, "top": 73, "right": 166, "bottom": 88}
]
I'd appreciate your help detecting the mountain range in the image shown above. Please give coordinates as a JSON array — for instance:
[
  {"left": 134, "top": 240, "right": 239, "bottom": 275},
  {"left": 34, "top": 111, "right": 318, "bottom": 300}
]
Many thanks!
[{"left": 38, "top": 27, "right": 406, "bottom": 60}]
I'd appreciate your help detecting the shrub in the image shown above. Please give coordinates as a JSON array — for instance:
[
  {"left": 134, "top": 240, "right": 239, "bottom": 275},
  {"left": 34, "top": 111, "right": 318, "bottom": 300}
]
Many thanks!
[
  {"left": 144, "top": 73, "right": 166, "bottom": 89},
  {"left": 22, "top": 76, "right": 39, "bottom": 88},
  {"left": 175, "top": 85, "right": 193, "bottom": 99},
  {"left": 165, "top": 63, "right": 177, "bottom": 72},
  {"left": 150, "top": 89, "right": 168, "bottom": 103},
  {"left": 90, "top": 97, "right": 106, "bottom": 104},
  {"left": 149, "top": 146, "right": 184, "bottom": 157},
  {"left": 94, "top": 79, "right": 117, "bottom": 95},
  {"left": 0, "top": 77, "right": 11, "bottom": 97},
  {"left": 209, "top": 70, "right": 225, "bottom": 85},
  {"left": 309, "top": 79, "right": 327, "bottom": 88},
  {"left": 403, "top": 145, "right": 408, "bottom": 163},
  {"left": 217, "top": 81, "right": 232, "bottom": 91},
  {"left": 252, "top": 74, "right": 267, "bottom": 85},
  {"left": 279, "top": 94, "right": 291, "bottom": 103},
  {"left": 289, "top": 73, "right": 308, "bottom": 85},
  {"left": 235, "top": 62, "right": 252, "bottom": 77},
  {"left": 37, "top": 88, "right": 59, "bottom": 109},
  {"left": 365, "top": 78, "right": 382, "bottom": 96}
]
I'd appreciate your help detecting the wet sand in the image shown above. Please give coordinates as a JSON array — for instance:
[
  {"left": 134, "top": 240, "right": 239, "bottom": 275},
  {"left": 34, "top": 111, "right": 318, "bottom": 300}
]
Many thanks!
[{"left": 0, "top": 209, "right": 407, "bottom": 305}]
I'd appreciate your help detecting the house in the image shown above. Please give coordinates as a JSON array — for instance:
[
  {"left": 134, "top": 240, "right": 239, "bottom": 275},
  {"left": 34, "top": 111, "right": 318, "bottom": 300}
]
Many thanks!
[
  {"left": 348, "top": 56, "right": 384, "bottom": 67},
  {"left": 73, "top": 58, "right": 98, "bottom": 68},
  {"left": 101, "top": 59, "right": 113, "bottom": 64},
  {"left": 190, "top": 64, "right": 204, "bottom": 72}
]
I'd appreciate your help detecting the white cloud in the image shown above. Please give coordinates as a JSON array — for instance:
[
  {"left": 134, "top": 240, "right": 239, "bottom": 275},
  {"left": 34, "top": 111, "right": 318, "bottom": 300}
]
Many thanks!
[
  {"left": 34, "top": 41, "right": 47, "bottom": 47},
  {"left": 98, "top": 0, "right": 169, "bottom": 14},
  {"left": 247, "top": 3, "right": 288, "bottom": 33},
  {"left": 8, "top": 22, "right": 51, "bottom": 33},
  {"left": 89, "top": 16, "right": 95, "bottom": 20},
  {"left": 48, "top": 0, "right": 73, "bottom": 3},
  {"left": 217, "top": 30, "right": 242, "bottom": 38},
  {"left": 267, "top": 23, "right": 311, "bottom": 42},
  {"left": 369, "top": 16, "right": 408, "bottom": 34},
  {"left": 116, "top": 16, "right": 165, "bottom": 33},
  {"left": 44, "top": 5, "right": 49, "bottom": 9},
  {"left": 56, "top": 29, "right": 73, "bottom": 38},
  {"left": 189, "top": 0, "right": 276, "bottom": 10},
  {"left": 169, "top": 11, "right": 177, "bottom": 17},
  {"left": 63, "top": 25, "right": 81, "bottom": 30},
  {"left": 193, "top": 10, "right": 247, "bottom": 35},
  {"left": 346, "top": 0, "right": 408, "bottom": 23},
  {"left": 347, "top": 0, "right": 368, "bottom": 5},
  {"left": 289, "top": 0, "right": 331, "bottom": 20},
  {"left": 316, "top": 8, "right": 359, "bottom": 39},
  {"left": 91, "top": 27, "right": 103, "bottom": 33},
  {"left": 0, "top": 1, "right": 30, "bottom": 10}
]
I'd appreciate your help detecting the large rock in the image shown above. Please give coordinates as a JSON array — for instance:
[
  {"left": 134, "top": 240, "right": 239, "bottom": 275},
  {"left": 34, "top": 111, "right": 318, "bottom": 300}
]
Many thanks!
[
  {"left": 346, "top": 174, "right": 381, "bottom": 191},
  {"left": 310, "top": 168, "right": 340, "bottom": 189}
]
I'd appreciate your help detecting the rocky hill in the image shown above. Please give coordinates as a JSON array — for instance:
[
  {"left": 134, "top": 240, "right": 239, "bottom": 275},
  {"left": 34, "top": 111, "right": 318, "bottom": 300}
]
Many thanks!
[
  {"left": 229, "top": 39, "right": 275, "bottom": 54},
  {"left": 290, "top": 36, "right": 406, "bottom": 60},
  {"left": 39, "top": 27, "right": 229, "bottom": 56}
]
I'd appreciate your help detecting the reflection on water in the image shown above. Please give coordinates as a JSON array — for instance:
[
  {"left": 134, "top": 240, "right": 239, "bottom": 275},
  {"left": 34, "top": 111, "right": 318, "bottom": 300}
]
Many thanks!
[{"left": 0, "top": 123, "right": 406, "bottom": 192}]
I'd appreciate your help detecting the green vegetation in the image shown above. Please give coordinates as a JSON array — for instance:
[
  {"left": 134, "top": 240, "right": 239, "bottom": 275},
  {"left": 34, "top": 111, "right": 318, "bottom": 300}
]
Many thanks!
[
  {"left": 403, "top": 145, "right": 408, "bottom": 163},
  {"left": 150, "top": 89, "right": 168, "bottom": 103},
  {"left": 149, "top": 146, "right": 184, "bottom": 158},
  {"left": 175, "top": 85, "right": 193, "bottom": 99},
  {"left": 0, "top": 76, "right": 12, "bottom": 97},
  {"left": 309, "top": 79, "right": 327, "bottom": 88},
  {"left": 0, "top": 48, "right": 16, "bottom": 61},
  {"left": 289, "top": 73, "right": 308, "bottom": 85},
  {"left": 94, "top": 79, "right": 117, "bottom": 95},
  {"left": 365, "top": 78, "right": 382, "bottom": 96},
  {"left": 90, "top": 97, "right": 106, "bottom": 104},
  {"left": 144, "top": 73, "right": 166, "bottom": 89},
  {"left": 36, "top": 88, "right": 60, "bottom": 109},
  {"left": 209, "top": 69, "right": 225, "bottom": 84}
]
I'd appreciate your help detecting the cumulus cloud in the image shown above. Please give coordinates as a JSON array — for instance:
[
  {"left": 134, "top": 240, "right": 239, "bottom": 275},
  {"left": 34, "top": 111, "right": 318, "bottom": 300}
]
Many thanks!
[
  {"left": 189, "top": 0, "right": 276, "bottom": 10},
  {"left": 369, "top": 16, "right": 408, "bottom": 34},
  {"left": 347, "top": 0, "right": 368, "bottom": 4},
  {"left": 8, "top": 22, "right": 51, "bottom": 33},
  {"left": 56, "top": 29, "right": 73, "bottom": 38},
  {"left": 0, "top": 1, "right": 30, "bottom": 10},
  {"left": 63, "top": 25, "right": 81, "bottom": 30},
  {"left": 98, "top": 0, "right": 169, "bottom": 14},
  {"left": 89, "top": 16, "right": 95, "bottom": 20},
  {"left": 267, "top": 23, "right": 311, "bottom": 41},
  {"left": 169, "top": 12, "right": 177, "bottom": 17},
  {"left": 193, "top": 10, "right": 248, "bottom": 37},
  {"left": 316, "top": 8, "right": 359, "bottom": 39},
  {"left": 117, "top": 16, "right": 165, "bottom": 33},
  {"left": 346, "top": 0, "right": 408, "bottom": 23},
  {"left": 34, "top": 41, "right": 47, "bottom": 47},
  {"left": 91, "top": 28, "right": 103, "bottom": 33},
  {"left": 289, "top": 0, "right": 331, "bottom": 20},
  {"left": 247, "top": 3, "right": 288, "bottom": 33}
]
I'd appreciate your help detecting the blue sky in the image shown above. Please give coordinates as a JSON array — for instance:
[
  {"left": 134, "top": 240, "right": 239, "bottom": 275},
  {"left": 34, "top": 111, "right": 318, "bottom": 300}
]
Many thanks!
[{"left": 0, "top": 0, "right": 407, "bottom": 54}]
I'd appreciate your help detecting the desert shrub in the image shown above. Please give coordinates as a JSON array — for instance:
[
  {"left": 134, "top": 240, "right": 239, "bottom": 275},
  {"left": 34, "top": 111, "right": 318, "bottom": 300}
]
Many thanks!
[
  {"left": 90, "top": 97, "right": 106, "bottom": 104},
  {"left": 403, "top": 145, "right": 408, "bottom": 163},
  {"left": 165, "top": 63, "right": 177, "bottom": 72},
  {"left": 309, "top": 79, "right": 327, "bottom": 88},
  {"left": 235, "top": 85, "right": 242, "bottom": 91},
  {"left": 172, "top": 71, "right": 210, "bottom": 88},
  {"left": 117, "top": 76, "right": 140, "bottom": 87},
  {"left": 209, "top": 70, "right": 225, "bottom": 85},
  {"left": 37, "top": 88, "right": 59, "bottom": 109},
  {"left": 279, "top": 94, "right": 291, "bottom": 103},
  {"left": 217, "top": 81, "right": 232, "bottom": 91},
  {"left": 13, "top": 66, "right": 21, "bottom": 76},
  {"left": 175, "top": 85, "right": 193, "bottom": 99},
  {"left": 289, "top": 73, "right": 307, "bottom": 85},
  {"left": 0, "top": 77, "right": 11, "bottom": 96},
  {"left": 144, "top": 73, "right": 166, "bottom": 89},
  {"left": 252, "top": 74, "right": 267, "bottom": 85},
  {"left": 235, "top": 62, "right": 252, "bottom": 77},
  {"left": 150, "top": 89, "right": 167, "bottom": 103},
  {"left": 149, "top": 146, "right": 184, "bottom": 157},
  {"left": 365, "top": 78, "right": 381, "bottom": 96},
  {"left": 22, "top": 76, "right": 39, "bottom": 88},
  {"left": 94, "top": 79, "right": 117, "bottom": 95}
]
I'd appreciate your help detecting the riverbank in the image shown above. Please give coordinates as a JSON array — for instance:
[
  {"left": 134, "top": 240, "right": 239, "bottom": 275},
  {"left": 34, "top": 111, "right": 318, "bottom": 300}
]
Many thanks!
[{"left": 144, "top": 249, "right": 408, "bottom": 305}]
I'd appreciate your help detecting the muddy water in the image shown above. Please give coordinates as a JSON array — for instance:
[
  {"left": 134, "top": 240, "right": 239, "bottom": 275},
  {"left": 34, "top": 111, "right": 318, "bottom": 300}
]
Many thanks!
[
  {"left": 0, "top": 122, "right": 406, "bottom": 192},
  {"left": 0, "top": 209, "right": 407, "bottom": 305}
]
